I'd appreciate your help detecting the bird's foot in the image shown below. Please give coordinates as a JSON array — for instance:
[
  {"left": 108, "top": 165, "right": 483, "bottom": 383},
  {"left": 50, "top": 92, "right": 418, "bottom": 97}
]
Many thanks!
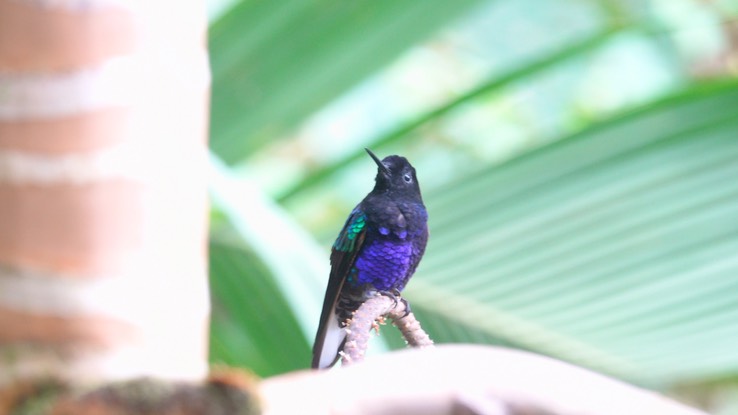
[
  {"left": 376, "top": 289, "right": 399, "bottom": 307},
  {"left": 389, "top": 289, "right": 412, "bottom": 318},
  {"left": 378, "top": 289, "right": 412, "bottom": 319}
]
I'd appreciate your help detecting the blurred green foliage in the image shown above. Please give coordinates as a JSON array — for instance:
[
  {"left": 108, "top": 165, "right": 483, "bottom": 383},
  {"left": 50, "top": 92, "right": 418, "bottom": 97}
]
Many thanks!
[{"left": 206, "top": 0, "right": 738, "bottom": 406}]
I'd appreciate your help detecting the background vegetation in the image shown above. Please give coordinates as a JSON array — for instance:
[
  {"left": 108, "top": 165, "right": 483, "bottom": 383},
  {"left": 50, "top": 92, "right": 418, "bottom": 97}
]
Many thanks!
[{"left": 206, "top": 0, "right": 738, "bottom": 412}]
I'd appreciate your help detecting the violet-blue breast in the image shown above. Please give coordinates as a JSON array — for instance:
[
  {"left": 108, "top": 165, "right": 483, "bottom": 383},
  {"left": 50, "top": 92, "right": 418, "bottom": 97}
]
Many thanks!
[{"left": 312, "top": 148, "right": 429, "bottom": 369}]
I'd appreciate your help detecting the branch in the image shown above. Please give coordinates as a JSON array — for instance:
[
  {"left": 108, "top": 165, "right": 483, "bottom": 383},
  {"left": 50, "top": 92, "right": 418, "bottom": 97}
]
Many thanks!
[{"left": 341, "top": 294, "right": 433, "bottom": 365}]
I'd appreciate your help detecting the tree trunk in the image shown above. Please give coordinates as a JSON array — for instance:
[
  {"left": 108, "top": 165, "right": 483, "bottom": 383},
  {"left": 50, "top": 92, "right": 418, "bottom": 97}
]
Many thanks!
[{"left": 0, "top": 0, "right": 210, "bottom": 384}]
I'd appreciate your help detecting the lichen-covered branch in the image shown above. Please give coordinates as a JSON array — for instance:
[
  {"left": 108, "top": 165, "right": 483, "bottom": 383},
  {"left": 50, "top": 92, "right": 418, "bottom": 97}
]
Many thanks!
[{"left": 341, "top": 294, "right": 433, "bottom": 365}]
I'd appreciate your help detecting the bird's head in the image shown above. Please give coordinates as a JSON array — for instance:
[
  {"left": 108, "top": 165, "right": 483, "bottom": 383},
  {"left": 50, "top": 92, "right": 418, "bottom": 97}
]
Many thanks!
[{"left": 365, "top": 148, "right": 422, "bottom": 200}]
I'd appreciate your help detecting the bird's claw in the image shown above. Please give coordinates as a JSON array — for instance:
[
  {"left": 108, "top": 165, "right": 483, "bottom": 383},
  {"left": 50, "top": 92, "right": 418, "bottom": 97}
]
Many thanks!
[
  {"left": 398, "top": 297, "right": 411, "bottom": 318},
  {"left": 378, "top": 289, "right": 412, "bottom": 319}
]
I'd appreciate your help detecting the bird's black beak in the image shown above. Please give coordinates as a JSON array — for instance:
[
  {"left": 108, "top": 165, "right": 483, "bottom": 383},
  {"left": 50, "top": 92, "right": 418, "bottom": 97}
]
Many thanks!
[{"left": 365, "top": 148, "right": 391, "bottom": 176}]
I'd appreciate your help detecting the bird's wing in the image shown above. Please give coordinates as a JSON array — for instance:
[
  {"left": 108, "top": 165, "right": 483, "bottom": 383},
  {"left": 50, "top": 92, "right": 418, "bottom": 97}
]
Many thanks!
[{"left": 312, "top": 208, "right": 368, "bottom": 369}]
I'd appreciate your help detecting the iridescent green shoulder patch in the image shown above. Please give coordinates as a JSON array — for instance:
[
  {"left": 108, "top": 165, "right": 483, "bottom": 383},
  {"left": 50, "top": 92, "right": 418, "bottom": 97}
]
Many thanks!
[{"left": 333, "top": 212, "right": 366, "bottom": 252}]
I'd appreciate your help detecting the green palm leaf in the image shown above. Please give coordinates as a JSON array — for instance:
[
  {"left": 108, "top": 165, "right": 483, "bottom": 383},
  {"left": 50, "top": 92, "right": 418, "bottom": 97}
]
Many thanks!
[
  {"left": 407, "top": 81, "right": 738, "bottom": 384},
  {"left": 210, "top": 0, "right": 483, "bottom": 163}
]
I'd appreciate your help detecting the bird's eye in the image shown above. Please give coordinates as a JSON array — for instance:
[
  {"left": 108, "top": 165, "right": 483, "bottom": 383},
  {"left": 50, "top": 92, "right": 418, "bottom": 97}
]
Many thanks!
[{"left": 403, "top": 174, "right": 412, "bottom": 183}]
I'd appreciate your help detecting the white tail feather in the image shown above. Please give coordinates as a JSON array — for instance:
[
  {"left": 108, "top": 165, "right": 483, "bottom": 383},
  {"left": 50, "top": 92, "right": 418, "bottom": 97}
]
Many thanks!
[{"left": 318, "top": 310, "right": 346, "bottom": 369}]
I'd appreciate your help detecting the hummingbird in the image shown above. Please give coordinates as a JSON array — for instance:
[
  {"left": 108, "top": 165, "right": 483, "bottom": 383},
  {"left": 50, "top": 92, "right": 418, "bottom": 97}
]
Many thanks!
[{"left": 311, "top": 148, "right": 429, "bottom": 369}]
